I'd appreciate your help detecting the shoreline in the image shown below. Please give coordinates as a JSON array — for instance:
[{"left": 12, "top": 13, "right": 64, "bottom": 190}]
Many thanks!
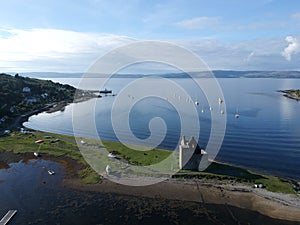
[
  {"left": 1, "top": 91, "right": 100, "bottom": 134},
  {"left": 1, "top": 150, "right": 300, "bottom": 222},
  {"left": 62, "top": 175, "right": 300, "bottom": 222},
  {"left": 1, "top": 129, "right": 300, "bottom": 222}
]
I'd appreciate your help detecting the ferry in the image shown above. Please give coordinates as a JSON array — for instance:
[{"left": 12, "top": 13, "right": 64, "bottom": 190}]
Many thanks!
[{"left": 99, "top": 88, "right": 112, "bottom": 94}]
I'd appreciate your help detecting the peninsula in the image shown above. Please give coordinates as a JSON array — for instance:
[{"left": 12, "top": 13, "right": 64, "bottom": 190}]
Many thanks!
[{"left": 278, "top": 89, "right": 300, "bottom": 101}]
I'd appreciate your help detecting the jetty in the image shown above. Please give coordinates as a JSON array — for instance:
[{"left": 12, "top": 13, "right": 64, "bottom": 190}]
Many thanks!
[{"left": 0, "top": 210, "right": 17, "bottom": 225}]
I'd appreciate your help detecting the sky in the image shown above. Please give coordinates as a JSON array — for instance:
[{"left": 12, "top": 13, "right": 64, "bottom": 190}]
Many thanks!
[{"left": 0, "top": 0, "right": 300, "bottom": 72}]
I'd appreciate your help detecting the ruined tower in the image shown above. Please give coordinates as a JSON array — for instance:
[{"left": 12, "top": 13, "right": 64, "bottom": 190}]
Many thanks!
[{"left": 179, "top": 136, "right": 208, "bottom": 171}]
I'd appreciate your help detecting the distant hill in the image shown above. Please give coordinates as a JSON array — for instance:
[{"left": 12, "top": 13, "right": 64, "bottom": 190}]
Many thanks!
[{"left": 22, "top": 70, "right": 300, "bottom": 79}]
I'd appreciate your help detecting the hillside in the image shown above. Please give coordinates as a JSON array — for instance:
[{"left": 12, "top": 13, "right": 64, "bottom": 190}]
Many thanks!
[{"left": 0, "top": 73, "right": 77, "bottom": 130}]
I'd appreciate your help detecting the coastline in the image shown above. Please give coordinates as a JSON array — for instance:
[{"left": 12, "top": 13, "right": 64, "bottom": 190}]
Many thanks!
[
  {"left": 1, "top": 133, "right": 300, "bottom": 223},
  {"left": 1, "top": 90, "right": 99, "bottom": 134},
  {"left": 62, "top": 174, "right": 300, "bottom": 222}
]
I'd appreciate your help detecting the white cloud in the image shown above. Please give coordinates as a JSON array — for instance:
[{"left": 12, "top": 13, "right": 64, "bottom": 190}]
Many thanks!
[
  {"left": 1, "top": 27, "right": 300, "bottom": 72},
  {"left": 0, "top": 28, "right": 135, "bottom": 72},
  {"left": 282, "top": 36, "right": 299, "bottom": 61},
  {"left": 176, "top": 17, "right": 221, "bottom": 29},
  {"left": 176, "top": 37, "right": 299, "bottom": 71}
]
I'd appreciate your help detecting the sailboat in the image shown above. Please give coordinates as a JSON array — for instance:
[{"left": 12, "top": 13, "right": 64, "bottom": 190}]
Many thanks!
[{"left": 235, "top": 108, "right": 240, "bottom": 118}]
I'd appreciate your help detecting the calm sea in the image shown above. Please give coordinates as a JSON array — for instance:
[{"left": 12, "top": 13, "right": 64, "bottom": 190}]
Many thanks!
[{"left": 23, "top": 77, "right": 300, "bottom": 180}]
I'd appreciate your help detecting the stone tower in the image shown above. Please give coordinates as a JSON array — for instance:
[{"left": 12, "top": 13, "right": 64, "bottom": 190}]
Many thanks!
[{"left": 179, "top": 136, "right": 208, "bottom": 171}]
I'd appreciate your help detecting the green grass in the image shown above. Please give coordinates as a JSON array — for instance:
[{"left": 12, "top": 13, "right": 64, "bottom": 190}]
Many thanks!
[
  {"left": 174, "top": 162, "right": 296, "bottom": 194},
  {"left": 0, "top": 131, "right": 297, "bottom": 193},
  {"left": 0, "top": 131, "right": 98, "bottom": 184},
  {"left": 78, "top": 167, "right": 102, "bottom": 184},
  {"left": 0, "top": 131, "right": 85, "bottom": 163},
  {"left": 102, "top": 140, "right": 172, "bottom": 166},
  {"left": 255, "top": 176, "right": 296, "bottom": 194}
]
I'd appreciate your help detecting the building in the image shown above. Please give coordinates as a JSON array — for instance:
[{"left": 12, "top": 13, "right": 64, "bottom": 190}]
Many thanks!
[
  {"left": 22, "top": 87, "right": 31, "bottom": 93},
  {"left": 179, "top": 136, "right": 208, "bottom": 171},
  {"left": 24, "top": 97, "right": 38, "bottom": 104},
  {"left": 41, "top": 93, "right": 48, "bottom": 99}
]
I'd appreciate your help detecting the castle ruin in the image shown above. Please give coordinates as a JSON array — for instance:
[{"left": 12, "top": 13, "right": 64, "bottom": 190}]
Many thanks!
[{"left": 179, "top": 136, "right": 208, "bottom": 171}]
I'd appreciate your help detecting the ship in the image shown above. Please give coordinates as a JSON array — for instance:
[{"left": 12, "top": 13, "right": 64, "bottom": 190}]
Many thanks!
[{"left": 99, "top": 88, "right": 112, "bottom": 94}]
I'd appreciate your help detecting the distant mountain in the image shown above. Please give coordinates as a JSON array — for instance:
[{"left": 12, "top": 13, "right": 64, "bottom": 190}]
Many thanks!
[
  {"left": 21, "top": 70, "right": 300, "bottom": 79},
  {"left": 213, "top": 70, "right": 300, "bottom": 79}
]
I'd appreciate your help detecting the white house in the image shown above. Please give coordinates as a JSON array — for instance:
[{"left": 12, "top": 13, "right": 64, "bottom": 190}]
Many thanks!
[
  {"left": 24, "top": 97, "right": 37, "bottom": 103},
  {"left": 22, "top": 87, "right": 31, "bottom": 93},
  {"left": 41, "top": 93, "right": 48, "bottom": 99}
]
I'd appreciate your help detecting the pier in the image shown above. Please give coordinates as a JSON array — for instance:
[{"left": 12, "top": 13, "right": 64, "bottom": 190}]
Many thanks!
[{"left": 0, "top": 210, "right": 17, "bottom": 225}]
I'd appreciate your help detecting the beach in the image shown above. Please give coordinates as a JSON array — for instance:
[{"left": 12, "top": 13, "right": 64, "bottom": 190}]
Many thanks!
[{"left": 62, "top": 175, "right": 300, "bottom": 223}]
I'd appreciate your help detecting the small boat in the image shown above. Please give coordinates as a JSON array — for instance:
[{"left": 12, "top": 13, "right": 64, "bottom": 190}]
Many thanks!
[
  {"left": 108, "top": 153, "right": 116, "bottom": 158},
  {"left": 195, "top": 101, "right": 199, "bottom": 106},
  {"left": 220, "top": 109, "right": 224, "bottom": 114},
  {"left": 209, "top": 106, "right": 213, "bottom": 111},
  {"left": 48, "top": 170, "right": 55, "bottom": 175},
  {"left": 99, "top": 88, "right": 112, "bottom": 94},
  {"left": 218, "top": 97, "right": 223, "bottom": 104},
  {"left": 33, "top": 152, "right": 40, "bottom": 157}
]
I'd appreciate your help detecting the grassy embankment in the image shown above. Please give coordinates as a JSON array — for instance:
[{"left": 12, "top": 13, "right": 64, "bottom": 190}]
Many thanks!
[{"left": 0, "top": 131, "right": 296, "bottom": 194}]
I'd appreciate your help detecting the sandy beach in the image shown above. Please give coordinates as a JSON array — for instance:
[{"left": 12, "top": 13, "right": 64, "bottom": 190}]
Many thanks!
[{"left": 62, "top": 173, "right": 300, "bottom": 223}]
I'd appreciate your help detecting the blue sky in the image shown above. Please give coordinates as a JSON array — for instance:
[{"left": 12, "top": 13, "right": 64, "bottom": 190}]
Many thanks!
[{"left": 0, "top": 0, "right": 300, "bottom": 72}]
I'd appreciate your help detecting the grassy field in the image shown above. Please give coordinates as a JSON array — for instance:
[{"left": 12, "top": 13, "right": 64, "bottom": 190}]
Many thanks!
[
  {"left": 0, "top": 131, "right": 297, "bottom": 193},
  {"left": 174, "top": 162, "right": 296, "bottom": 194},
  {"left": 102, "top": 140, "right": 173, "bottom": 166},
  {"left": 0, "top": 131, "right": 101, "bottom": 184}
]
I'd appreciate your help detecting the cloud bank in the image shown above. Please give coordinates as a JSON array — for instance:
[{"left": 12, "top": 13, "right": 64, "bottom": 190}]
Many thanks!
[
  {"left": 0, "top": 28, "right": 299, "bottom": 72},
  {"left": 282, "top": 36, "right": 299, "bottom": 61},
  {"left": 0, "top": 28, "right": 134, "bottom": 72}
]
